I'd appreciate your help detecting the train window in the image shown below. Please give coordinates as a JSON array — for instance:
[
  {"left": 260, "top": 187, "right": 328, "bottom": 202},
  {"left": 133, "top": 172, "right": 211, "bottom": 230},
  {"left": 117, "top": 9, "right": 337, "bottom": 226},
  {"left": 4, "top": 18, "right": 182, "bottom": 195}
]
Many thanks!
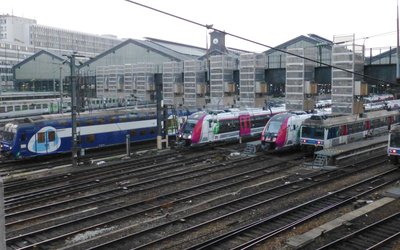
[
  {"left": 86, "top": 134, "right": 95, "bottom": 143},
  {"left": 301, "top": 127, "right": 312, "bottom": 138},
  {"left": 29, "top": 104, "right": 35, "bottom": 110},
  {"left": 43, "top": 104, "right": 48, "bottom": 109},
  {"left": 110, "top": 117, "right": 118, "bottom": 123},
  {"left": 314, "top": 128, "right": 324, "bottom": 139},
  {"left": 48, "top": 131, "right": 55, "bottom": 142},
  {"left": 35, "top": 104, "right": 41, "bottom": 109},
  {"left": 150, "top": 128, "right": 155, "bottom": 134},
  {"left": 119, "top": 117, "right": 127, "bottom": 123},
  {"left": 130, "top": 130, "right": 137, "bottom": 137},
  {"left": 22, "top": 105, "right": 28, "bottom": 110},
  {"left": 86, "top": 119, "right": 94, "bottom": 126},
  {"left": 327, "top": 127, "right": 338, "bottom": 139},
  {"left": 6, "top": 106, "right": 13, "bottom": 112},
  {"left": 0, "top": 106, "right": 5, "bottom": 113},
  {"left": 15, "top": 106, "right": 21, "bottom": 111},
  {"left": 20, "top": 132, "right": 27, "bottom": 141},
  {"left": 37, "top": 132, "right": 45, "bottom": 143},
  {"left": 98, "top": 118, "right": 105, "bottom": 124},
  {"left": 140, "top": 129, "right": 147, "bottom": 136}
]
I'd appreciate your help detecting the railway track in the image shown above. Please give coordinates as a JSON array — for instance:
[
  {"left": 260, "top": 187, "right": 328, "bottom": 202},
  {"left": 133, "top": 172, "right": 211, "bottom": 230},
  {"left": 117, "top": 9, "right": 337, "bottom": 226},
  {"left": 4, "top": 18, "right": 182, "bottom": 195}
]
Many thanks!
[
  {"left": 4, "top": 150, "right": 305, "bottom": 249},
  {"left": 316, "top": 212, "right": 400, "bottom": 249},
  {"left": 80, "top": 155, "right": 394, "bottom": 249},
  {"left": 0, "top": 141, "right": 158, "bottom": 177},
  {"left": 3, "top": 144, "right": 397, "bottom": 249}
]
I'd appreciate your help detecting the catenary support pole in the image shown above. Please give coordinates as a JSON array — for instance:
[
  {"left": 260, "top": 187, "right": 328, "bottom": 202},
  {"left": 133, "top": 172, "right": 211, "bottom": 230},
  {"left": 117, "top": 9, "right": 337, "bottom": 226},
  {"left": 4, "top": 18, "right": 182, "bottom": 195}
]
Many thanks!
[{"left": 0, "top": 177, "right": 6, "bottom": 249}]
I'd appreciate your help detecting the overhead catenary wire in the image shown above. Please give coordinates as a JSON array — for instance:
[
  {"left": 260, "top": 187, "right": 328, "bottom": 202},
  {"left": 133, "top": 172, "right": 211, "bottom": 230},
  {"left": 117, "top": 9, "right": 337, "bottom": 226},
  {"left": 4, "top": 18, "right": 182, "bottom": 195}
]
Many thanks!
[{"left": 124, "top": 0, "right": 397, "bottom": 86}]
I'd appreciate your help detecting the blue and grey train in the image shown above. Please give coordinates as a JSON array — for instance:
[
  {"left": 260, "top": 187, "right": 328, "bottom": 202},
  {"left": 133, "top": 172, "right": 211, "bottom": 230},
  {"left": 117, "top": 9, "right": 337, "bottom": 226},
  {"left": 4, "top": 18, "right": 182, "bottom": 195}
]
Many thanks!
[
  {"left": 388, "top": 124, "right": 400, "bottom": 164},
  {"left": 300, "top": 110, "right": 400, "bottom": 152},
  {"left": 0, "top": 108, "right": 191, "bottom": 160}
]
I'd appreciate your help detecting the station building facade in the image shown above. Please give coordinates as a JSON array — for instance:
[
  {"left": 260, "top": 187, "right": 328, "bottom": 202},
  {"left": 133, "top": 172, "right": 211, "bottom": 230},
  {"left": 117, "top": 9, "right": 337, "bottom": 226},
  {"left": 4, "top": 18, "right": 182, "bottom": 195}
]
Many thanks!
[{"left": 5, "top": 14, "right": 400, "bottom": 110}]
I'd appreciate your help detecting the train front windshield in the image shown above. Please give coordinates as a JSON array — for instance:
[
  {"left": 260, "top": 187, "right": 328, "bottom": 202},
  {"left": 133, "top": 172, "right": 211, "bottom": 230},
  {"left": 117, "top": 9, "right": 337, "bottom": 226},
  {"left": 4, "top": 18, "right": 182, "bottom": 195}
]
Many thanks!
[
  {"left": 390, "top": 131, "right": 400, "bottom": 147},
  {"left": 1, "top": 131, "right": 15, "bottom": 142},
  {"left": 265, "top": 121, "right": 281, "bottom": 134},
  {"left": 181, "top": 120, "right": 197, "bottom": 134},
  {"left": 301, "top": 126, "right": 324, "bottom": 139}
]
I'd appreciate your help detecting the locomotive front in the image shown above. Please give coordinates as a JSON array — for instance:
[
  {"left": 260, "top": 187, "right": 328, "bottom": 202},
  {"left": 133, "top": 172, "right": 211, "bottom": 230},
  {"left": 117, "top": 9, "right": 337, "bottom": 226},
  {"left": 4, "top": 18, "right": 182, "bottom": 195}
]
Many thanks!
[
  {"left": 388, "top": 124, "right": 400, "bottom": 164},
  {"left": 0, "top": 122, "right": 18, "bottom": 159},
  {"left": 261, "top": 113, "right": 289, "bottom": 151},
  {"left": 177, "top": 111, "right": 207, "bottom": 146}
]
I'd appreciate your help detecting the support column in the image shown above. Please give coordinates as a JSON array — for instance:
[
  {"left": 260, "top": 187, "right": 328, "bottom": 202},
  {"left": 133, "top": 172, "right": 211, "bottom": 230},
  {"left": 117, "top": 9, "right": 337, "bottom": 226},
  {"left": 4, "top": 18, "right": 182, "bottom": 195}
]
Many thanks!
[{"left": 0, "top": 177, "right": 6, "bottom": 249}]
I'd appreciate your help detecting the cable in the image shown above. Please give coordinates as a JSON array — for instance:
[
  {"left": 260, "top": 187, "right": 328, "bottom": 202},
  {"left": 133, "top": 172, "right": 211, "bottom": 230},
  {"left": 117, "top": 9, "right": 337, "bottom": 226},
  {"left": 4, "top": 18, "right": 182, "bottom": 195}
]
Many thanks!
[{"left": 124, "top": 0, "right": 397, "bottom": 86}]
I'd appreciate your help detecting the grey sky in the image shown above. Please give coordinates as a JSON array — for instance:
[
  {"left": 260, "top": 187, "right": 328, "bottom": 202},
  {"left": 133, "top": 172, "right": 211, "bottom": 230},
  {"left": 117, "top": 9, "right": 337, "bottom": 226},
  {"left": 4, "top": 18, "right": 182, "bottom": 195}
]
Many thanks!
[{"left": 2, "top": 0, "right": 398, "bottom": 52}]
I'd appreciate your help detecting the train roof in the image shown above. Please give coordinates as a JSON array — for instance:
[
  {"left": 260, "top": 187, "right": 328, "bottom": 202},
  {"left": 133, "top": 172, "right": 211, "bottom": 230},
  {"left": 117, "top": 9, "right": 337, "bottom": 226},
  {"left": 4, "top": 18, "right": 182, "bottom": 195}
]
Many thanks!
[
  {"left": 5, "top": 108, "right": 158, "bottom": 125},
  {"left": 390, "top": 123, "right": 400, "bottom": 132},
  {"left": 302, "top": 110, "right": 400, "bottom": 127}
]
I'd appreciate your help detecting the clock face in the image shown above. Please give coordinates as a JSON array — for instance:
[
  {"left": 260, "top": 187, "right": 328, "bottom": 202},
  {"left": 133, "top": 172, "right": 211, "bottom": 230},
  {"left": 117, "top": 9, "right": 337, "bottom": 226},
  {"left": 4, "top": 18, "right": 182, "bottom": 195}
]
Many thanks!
[{"left": 212, "top": 38, "right": 219, "bottom": 45}]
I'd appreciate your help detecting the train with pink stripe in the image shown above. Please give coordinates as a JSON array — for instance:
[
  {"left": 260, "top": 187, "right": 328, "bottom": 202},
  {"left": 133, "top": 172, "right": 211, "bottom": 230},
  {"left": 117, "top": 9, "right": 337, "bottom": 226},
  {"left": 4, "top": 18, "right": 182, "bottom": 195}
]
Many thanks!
[
  {"left": 261, "top": 111, "right": 312, "bottom": 151},
  {"left": 177, "top": 108, "right": 285, "bottom": 147}
]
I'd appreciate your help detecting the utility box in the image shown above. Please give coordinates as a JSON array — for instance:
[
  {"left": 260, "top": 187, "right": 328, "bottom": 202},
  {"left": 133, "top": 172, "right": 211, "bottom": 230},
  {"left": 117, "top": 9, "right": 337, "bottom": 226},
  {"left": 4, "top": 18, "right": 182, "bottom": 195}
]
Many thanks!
[
  {"left": 353, "top": 101, "right": 364, "bottom": 114},
  {"left": 354, "top": 81, "right": 368, "bottom": 96},
  {"left": 304, "top": 81, "right": 318, "bottom": 95},
  {"left": 303, "top": 99, "right": 315, "bottom": 110},
  {"left": 255, "top": 82, "right": 268, "bottom": 93},
  {"left": 224, "top": 82, "right": 235, "bottom": 93}
]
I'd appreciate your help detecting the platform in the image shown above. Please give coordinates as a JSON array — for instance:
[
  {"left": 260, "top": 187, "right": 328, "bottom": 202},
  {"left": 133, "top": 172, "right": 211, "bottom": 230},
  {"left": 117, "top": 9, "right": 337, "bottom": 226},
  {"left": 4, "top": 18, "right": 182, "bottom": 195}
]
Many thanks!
[{"left": 310, "top": 134, "right": 388, "bottom": 167}]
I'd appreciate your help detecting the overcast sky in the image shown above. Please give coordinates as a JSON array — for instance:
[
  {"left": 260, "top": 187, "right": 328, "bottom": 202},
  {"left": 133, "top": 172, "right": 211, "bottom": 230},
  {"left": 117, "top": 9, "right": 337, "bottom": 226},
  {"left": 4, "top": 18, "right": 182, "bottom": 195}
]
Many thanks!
[{"left": 2, "top": 0, "right": 399, "bottom": 53}]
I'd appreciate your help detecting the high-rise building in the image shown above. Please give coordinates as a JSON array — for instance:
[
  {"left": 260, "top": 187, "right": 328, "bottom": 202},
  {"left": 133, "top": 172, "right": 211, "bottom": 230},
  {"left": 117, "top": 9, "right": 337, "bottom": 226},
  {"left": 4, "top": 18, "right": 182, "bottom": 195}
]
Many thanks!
[{"left": 0, "top": 14, "right": 122, "bottom": 91}]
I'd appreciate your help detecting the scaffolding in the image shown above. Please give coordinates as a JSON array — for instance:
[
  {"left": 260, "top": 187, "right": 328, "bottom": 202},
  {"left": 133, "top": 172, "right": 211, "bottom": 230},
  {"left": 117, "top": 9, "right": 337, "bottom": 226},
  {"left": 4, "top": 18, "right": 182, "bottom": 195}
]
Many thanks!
[
  {"left": 184, "top": 60, "right": 206, "bottom": 107},
  {"left": 209, "top": 55, "right": 236, "bottom": 108},
  {"left": 239, "top": 53, "right": 266, "bottom": 108},
  {"left": 123, "top": 64, "right": 135, "bottom": 96},
  {"left": 331, "top": 34, "right": 364, "bottom": 114},
  {"left": 285, "top": 47, "right": 316, "bottom": 111},
  {"left": 133, "top": 63, "right": 157, "bottom": 102},
  {"left": 162, "top": 61, "right": 183, "bottom": 106}
]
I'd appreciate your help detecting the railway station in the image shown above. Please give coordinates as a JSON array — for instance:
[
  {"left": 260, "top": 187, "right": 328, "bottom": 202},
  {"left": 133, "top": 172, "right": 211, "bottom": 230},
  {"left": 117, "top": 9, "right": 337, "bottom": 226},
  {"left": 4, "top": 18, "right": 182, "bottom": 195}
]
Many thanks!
[{"left": 1, "top": 3, "right": 400, "bottom": 249}]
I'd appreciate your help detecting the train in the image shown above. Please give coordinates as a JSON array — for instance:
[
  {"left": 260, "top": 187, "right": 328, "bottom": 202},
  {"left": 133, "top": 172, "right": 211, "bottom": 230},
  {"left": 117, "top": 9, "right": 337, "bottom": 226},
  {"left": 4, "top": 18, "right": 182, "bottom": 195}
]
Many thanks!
[
  {"left": 300, "top": 110, "right": 400, "bottom": 152},
  {"left": 177, "top": 107, "right": 286, "bottom": 147},
  {"left": 0, "top": 108, "right": 190, "bottom": 160},
  {"left": 0, "top": 96, "right": 150, "bottom": 119},
  {"left": 261, "top": 111, "right": 312, "bottom": 152},
  {"left": 388, "top": 124, "right": 400, "bottom": 164}
]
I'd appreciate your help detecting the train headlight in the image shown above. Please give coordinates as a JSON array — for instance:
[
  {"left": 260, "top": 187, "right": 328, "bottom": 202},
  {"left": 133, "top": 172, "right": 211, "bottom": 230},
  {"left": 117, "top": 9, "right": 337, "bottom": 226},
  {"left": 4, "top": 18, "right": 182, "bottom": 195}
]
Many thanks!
[
  {"left": 188, "top": 135, "right": 192, "bottom": 139},
  {"left": 391, "top": 149, "right": 397, "bottom": 153}
]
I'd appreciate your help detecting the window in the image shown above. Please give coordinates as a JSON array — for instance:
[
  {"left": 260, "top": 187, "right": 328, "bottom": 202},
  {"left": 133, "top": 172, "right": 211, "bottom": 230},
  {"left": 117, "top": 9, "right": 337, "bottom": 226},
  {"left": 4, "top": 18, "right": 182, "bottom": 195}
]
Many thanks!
[
  {"left": 150, "top": 128, "right": 155, "bottom": 134},
  {"left": 140, "top": 129, "right": 147, "bottom": 136},
  {"left": 37, "top": 132, "right": 45, "bottom": 143},
  {"left": 130, "top": 130, "right": 137, "bottom": 137},
  {"left": 48, "top": 131, "right": 55, "bottom": 142},
  {"left": 21, "top": 133, "right": 27, "bottom": 141},
  {"left": 86, "top": 134, "right": 95, "bottom": 143}
]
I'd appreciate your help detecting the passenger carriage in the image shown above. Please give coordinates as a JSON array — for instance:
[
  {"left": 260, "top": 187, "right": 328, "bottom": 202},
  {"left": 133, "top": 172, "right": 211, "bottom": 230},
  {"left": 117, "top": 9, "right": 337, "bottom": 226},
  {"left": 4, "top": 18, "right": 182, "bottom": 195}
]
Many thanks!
[
  {"left": 178, "top": 108, "right": 285, "bottom": 147},
  {"left": 300, "top": 110, "right": 400, "bottom": 152},
  {"left": 0, "top": 109, "right": 186, "bottom": 160}
]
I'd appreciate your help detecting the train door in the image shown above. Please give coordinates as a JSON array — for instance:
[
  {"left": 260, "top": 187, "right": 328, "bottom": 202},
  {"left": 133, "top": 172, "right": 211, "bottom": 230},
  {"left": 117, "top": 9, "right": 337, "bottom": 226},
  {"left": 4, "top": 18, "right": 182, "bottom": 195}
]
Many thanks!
[
  {"left": 29, "top": 127, "right": 60, "bottom": 154},
  {"left": 239, "top": 114, "right": 251, "bottom": 136},
  {"left": 388, "top": 116, "right": 393, "bottom": 130}
]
